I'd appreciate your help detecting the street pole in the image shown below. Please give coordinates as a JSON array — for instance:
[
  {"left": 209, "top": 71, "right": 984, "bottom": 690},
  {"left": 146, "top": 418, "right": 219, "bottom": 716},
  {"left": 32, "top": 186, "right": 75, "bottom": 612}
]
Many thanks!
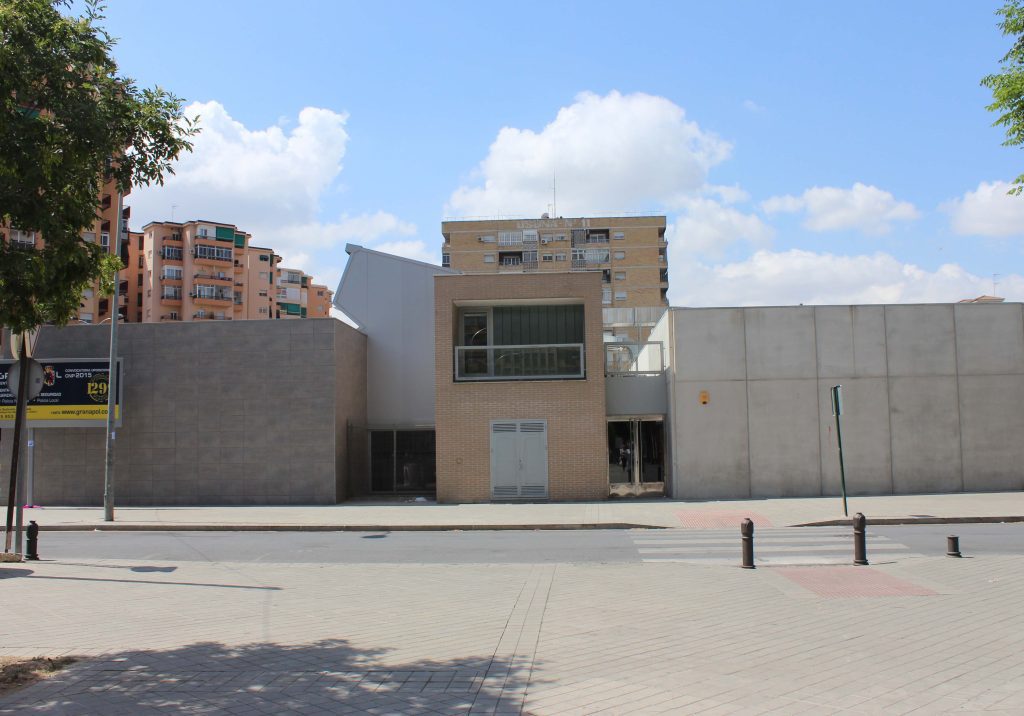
[
  {"left": 831, "top": 385, "right": 849, "bottom": 517},
  {"left": 4, "top": 342, "right": 30, "bottom": 552},
  {"left": 103, "top": 189, "right": 122, "bottom": 522}
]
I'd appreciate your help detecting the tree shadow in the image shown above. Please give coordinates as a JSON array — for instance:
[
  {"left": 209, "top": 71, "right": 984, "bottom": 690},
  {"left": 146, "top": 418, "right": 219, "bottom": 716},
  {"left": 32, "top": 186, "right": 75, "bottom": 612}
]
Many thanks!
[{"left": 0, "top": 638, "right": 544, "bottom": 715}]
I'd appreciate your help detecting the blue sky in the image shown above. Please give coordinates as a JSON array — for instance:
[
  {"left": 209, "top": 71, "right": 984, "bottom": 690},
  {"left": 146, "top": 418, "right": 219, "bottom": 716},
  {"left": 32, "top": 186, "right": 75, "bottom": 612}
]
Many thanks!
[{"left": 100, "top": 0, "right": 1024, "bottom": 304}]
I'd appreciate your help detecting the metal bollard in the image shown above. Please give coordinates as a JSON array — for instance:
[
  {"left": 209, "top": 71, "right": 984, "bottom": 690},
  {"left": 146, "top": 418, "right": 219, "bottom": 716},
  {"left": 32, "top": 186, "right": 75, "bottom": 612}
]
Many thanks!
[
  {"left": 741, "top": 518, "right": 755, "bottom": 569},
  {"left": 852, "top": 512, "right": 868, "bottom": 565},
  {"left": 947, "top": 535, "right": 962, "bottom": 558},
  {"left": 25, "top": 520, "right": 39, "bottom": 561}
]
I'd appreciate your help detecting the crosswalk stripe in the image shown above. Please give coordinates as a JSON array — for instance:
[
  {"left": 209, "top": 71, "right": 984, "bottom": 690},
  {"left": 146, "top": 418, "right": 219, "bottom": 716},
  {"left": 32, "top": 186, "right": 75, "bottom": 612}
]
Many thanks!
[{"left": 628, "top": 528, "right": 923, "bottom": 565}]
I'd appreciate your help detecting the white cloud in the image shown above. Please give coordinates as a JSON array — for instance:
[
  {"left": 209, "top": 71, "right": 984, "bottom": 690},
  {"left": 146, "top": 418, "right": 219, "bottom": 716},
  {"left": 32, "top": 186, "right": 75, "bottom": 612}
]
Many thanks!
[
  {"left": 742, "top": 99, "right": 765, "bottom": 113},
  {"left": 371, "top": 240, "right": 437, "bottom": 265},
  {"left": 127, "top": 101, "right": 421, "bottom": 288},
  {"left": 944, "top": 180, "right": 1024, "bottom": 237},
  {"left": 762, "top": 183, "right": 919, "bottom": 234},
  {"left": 447, "top": 91, "right": 731, "bottom": 218},
  {"left": 669, "top": 249, "right": 1024, "bottom": 307},
  {"left": 667, "top": 198, "right": 774, "bottom": 257}
]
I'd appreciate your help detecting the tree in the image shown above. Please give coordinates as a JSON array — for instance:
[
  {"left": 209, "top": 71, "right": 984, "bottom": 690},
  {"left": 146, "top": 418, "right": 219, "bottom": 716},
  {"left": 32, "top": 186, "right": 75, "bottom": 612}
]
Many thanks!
[
  {"left": 0, "top": 0, "right": 198, "bottom": 332},
  {"left": 983, "top": 0, "right": 1024, "bottom": 195},
  {"left": 0, "top": 0, "right": 198, "bottom": 550}
]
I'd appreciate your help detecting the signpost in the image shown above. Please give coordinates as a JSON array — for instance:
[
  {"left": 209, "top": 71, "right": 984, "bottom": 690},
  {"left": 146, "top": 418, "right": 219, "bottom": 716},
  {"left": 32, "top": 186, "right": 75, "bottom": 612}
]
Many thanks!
[{"left": 830, "top": 385, "right": 849, "bottom": 517}]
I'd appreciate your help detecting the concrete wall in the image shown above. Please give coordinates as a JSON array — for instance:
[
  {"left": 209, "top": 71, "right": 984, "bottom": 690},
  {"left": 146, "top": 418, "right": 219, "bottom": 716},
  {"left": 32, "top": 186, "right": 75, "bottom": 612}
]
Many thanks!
[
  {"left": 668, "top": 303, "right": 1024, "bottom": 499},
  {"left": 1, "top": 319, "right": 366, "bottom": 505},
  {"left": 335, "top": 244, "right": 455, "bottom": 428}
]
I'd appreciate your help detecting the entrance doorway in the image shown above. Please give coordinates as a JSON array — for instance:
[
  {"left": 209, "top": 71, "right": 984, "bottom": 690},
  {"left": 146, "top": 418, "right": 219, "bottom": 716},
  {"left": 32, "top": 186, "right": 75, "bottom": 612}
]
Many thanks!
[{"left": 607, "top": 418, "right": 665, "bottom": 496}]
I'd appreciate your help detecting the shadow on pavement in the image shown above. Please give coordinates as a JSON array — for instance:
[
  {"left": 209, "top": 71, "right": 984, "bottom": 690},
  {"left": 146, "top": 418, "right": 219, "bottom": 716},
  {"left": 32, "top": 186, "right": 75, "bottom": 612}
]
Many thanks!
[
  {"left": 0, "top": 568, "right": 33, "bottom": 579},
  {"left": 0, "top": 638, "right": 541, "bottom": 715}
]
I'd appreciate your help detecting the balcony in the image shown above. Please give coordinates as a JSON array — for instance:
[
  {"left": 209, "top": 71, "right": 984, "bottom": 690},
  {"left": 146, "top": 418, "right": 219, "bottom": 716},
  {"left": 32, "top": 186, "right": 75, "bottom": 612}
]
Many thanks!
[
  {"left": 159, "top": 314, "right": 180, "bottom": 321},
  {"left": 192, "top": 313, "right": 231, "bottom": 320},
  {"left": 570, "top": 259, "right": 603, "bottom": 271},
  {"left": 160, "top": 293, "right": 182, "bottom": 304},
  {"left": 454, "top": 343, "right": 585, "bottom": 381},
  {"left": 193, "top": 271, "right": 232, "bottom": 283},
  {"left": 605, "top": 342, "right": 664, "bottom": 375},
  {"left": 161, "top": 251, "right": 183, "bottom": 262},
  {"left": 191, "top": 293, "right": 232, "bottom": 306}
]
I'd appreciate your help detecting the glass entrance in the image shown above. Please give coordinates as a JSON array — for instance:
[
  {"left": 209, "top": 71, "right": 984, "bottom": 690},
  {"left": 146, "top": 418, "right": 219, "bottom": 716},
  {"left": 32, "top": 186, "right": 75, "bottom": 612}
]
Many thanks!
[{"left": 607, "top": 418, "right": 665, "bottom": 495}]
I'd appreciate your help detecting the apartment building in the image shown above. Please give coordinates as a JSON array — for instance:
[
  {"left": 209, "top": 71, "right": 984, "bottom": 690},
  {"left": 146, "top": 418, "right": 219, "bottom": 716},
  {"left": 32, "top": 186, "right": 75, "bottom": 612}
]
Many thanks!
[
  {"left": 2, "top": 176, "right": 132, "bottom": 325},
  {"left": 441, "top": 215, "right": 669, "bottom": 342},
  {"left": 274, "top": 267, "right": 334, "bottom": 319},
  {"left": 138, "top": 220, "right": 333, "bottom": 323}
]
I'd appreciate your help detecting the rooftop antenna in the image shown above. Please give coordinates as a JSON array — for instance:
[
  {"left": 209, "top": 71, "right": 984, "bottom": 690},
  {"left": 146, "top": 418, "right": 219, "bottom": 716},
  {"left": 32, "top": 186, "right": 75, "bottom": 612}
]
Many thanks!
[{"left": 993, "top": 273, "right": 1001, "bottom": 296}]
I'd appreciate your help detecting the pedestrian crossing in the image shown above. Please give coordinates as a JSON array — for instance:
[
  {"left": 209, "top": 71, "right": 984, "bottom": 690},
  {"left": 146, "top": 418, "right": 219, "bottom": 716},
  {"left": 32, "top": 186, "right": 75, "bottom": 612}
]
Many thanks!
[{"left": 630, "top": 527, "right": 924, "bottom": 566}]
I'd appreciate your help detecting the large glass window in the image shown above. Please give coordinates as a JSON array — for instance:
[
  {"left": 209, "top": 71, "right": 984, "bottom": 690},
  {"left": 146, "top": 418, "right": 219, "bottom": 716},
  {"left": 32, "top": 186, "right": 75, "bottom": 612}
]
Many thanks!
[{"left": 370, "top": 430, "right": 436, "bottom": 493}]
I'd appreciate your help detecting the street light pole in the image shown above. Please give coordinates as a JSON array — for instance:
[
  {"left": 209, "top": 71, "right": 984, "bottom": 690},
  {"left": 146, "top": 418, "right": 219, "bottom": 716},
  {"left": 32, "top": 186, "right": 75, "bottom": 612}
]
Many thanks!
[{"left": 102, "top": 189, "right": 122, "bottom": 522}]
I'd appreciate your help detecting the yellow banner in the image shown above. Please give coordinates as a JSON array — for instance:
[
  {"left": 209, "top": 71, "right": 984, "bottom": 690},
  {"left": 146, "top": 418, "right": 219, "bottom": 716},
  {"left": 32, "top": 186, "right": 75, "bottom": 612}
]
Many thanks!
[{"left": 0, "top": 405, "right": 120, "bottom": 422}]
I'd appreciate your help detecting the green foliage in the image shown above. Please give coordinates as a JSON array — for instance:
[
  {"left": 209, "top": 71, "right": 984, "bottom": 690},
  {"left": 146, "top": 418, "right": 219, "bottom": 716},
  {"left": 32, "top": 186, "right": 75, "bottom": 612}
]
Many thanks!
[
  {"left": 983, "top": 0, "right": 1024, "bottom": 195},
  {"left": 0, "top": 0, "right": 198, "bottom": 333}
]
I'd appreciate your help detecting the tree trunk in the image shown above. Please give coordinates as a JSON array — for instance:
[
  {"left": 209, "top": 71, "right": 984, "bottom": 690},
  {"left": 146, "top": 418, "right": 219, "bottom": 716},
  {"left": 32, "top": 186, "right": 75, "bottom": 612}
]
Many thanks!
[{"left": 4, "top": 345, "right": 30, "bottom": 553}]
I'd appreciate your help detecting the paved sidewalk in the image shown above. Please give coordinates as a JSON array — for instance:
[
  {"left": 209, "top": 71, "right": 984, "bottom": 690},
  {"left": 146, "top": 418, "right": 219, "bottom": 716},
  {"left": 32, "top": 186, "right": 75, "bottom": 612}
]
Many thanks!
[
  {"left": 15, "top": 491, "right": 1024, "bottom": 532},
  {"left": 1, "top": 550, "right": 1023, "bottom": 713}
]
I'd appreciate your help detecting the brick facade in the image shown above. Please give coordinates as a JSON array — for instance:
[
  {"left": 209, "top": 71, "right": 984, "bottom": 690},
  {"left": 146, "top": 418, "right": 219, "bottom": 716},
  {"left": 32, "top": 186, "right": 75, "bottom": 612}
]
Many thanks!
[{"left": 434, "top": 272, "right": 608, "bottom": 502}]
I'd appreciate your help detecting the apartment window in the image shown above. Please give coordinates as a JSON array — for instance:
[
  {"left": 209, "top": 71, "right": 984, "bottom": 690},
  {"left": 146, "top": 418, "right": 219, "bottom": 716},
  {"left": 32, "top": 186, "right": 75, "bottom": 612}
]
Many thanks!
[
  {"left": 479, "top": 235, "right": 496, "bottom": 243},
  {"left": 80, "top": 312, "right": 93, "bottom": 323},
  {"left": 441, "top": 254, "right": 450, "bottom": 268},
  {"left": 137, "top": 274, "right": 143, "bottom": 287},
  {"left": 615, "top": 290, "right": 627, "bottom": 301},
  {"left": 613, "top": 232, "right": 625, "bottom": 240},
  {"left": 615, "top": 271, "right": 626, "bottom": 280},
  {"left": 276, "top": 289, "right": 288, "bottom": 300},
  {"left": 573, "top": 248, "right": 609, "bottom": 264},
  {"left": 613, "top": 251, "right": 625, "bottom": 260},
  {"left": 137, "top": 235, "right": 143, "bottom": 249},
  {"left": 602, "top": 288, "right": 612, "bottom": 305},
  {"left": 587, "top": 232, "right": 608, "bottom": 243},
  {"left": 137, "top": 256, "right": 144, "bottom": 269},
  {"left": 10, "top": 229, "right": 37, "bottom": 249},
  {"left": 162, "top": 246, "right": 183, "bottom": 261},
  {"left": 161, "top": 286, "right": 182, "bottom": 300},
  {"left": 258, "top": 290, "right": 268, "bottom": 297},
  {"left": 259, "top": 254, "right": 270, "bottom": 262},
  {"left": 194, "top": 245, "right": 232, "bottom": 262},
  {"left": 522, "top": 230, "right": 539, "bottom": 244},
  {"left": 258, "top": 271, "right": 269, "bottom": 282},
  {"left": 497, "top": 231, "right": 523, "bottom": 246},
  {"left": 162, "top": 266, "right": 182, "bottom": 280},
  {"left": 136, "top": 294, "right": 142, "bottom": 307},
  {"left": 523, "top": 250, "right": 538, "bottom": 263},
  {"left": 483, "top": 254, "right": 495, "bottom": 263},
  {"left": 194, "top": 284, "right": 230, "bottom": 300},
  {"left": 100, "top": 232, "right": 110, "bottom": 250},
  {"left": 82, "top": 231, "right": 96, "bottom": 244},
  {"left": 317, "top": 290, "right": 325, "bottom": 297},
  {"left": 136, "top": 312, "right": 142, "bottom": 322},
  {"left": 258, "top": 307, "right": 268, "bottom": 314},
  {"left": 542, "top": 254, "right": 554, "bottom": 262},
  {"left": 554, "top": 253, "right": 567, "bottom": 262}
]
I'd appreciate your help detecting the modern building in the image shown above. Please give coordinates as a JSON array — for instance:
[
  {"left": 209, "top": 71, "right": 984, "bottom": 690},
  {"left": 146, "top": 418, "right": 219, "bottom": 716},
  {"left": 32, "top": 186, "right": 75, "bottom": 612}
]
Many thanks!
[{"left": 441, "top": 216, "right": 669, "bottom": 343}]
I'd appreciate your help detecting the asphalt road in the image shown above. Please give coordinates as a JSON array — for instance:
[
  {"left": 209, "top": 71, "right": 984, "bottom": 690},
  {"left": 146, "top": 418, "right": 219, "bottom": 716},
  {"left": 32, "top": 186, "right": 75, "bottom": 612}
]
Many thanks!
[{"left": 29, "top": 523, "right": 1024, "bottom": 565}]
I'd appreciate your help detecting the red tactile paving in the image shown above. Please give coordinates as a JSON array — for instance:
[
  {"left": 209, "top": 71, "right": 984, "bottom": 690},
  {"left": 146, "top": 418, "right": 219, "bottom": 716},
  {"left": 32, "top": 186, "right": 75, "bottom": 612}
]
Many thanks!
[
  {"left": 775, "top": 566, "right": 938, "bottom": 598},
  {"left": 675, "top": 510, "right": 774, "bottom": 529}
]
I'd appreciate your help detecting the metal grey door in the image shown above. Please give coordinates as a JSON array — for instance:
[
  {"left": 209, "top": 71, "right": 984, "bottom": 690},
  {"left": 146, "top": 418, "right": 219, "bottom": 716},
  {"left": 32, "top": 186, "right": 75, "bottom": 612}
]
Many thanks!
[{"left": 490, "top": 420, "right": 548, "bottom": 499}]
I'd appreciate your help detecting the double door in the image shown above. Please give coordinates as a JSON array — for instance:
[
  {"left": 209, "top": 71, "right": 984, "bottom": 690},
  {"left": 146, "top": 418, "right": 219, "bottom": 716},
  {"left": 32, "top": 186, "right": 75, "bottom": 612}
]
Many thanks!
[
  {"left": 490, "top": 420, "right": 548, "bottom": 499},
  {"left": 608, "top": 418, "right": 665, "bottom": 495}
]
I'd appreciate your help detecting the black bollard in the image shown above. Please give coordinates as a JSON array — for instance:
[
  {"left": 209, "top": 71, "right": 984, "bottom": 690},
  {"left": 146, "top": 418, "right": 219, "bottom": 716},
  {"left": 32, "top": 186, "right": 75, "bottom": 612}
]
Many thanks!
[
  {"left": 852, "top": 512, "right": 868, "bottom": 565},
  {"left": 741, "top": 518, "right": 755, "bottom": 569},
  {"left": 25, "top": 520, "right": 39, "bottom": 561},
  {"left": 947, "top": 535, "right": 962, "bottom": 558}
]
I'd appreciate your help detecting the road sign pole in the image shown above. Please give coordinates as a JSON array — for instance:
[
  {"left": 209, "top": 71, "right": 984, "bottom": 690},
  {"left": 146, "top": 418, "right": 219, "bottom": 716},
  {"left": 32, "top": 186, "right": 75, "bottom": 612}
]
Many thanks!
[
  {"left": 831, "top": 385, "right": 849, "bottom": 518},
  {"left": 103, "top": 189, "right": 122, "bottom": 523}
]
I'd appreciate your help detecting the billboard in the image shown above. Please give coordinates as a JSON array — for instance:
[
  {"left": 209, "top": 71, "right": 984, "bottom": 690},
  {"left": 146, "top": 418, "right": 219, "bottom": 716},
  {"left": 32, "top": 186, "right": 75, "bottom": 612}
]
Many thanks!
[{"left": 0, "top": 359, "right": 122, "bottom": 428}]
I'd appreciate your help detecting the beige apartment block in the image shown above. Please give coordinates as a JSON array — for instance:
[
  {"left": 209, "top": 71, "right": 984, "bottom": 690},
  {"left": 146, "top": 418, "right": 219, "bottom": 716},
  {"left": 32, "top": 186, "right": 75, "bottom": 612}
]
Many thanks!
[
  {"left": 434, "top": 271, "right": 608, "bottom": 503},
  {"left": 441, "top": 215, "right": 668, "bottom": 342}
]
